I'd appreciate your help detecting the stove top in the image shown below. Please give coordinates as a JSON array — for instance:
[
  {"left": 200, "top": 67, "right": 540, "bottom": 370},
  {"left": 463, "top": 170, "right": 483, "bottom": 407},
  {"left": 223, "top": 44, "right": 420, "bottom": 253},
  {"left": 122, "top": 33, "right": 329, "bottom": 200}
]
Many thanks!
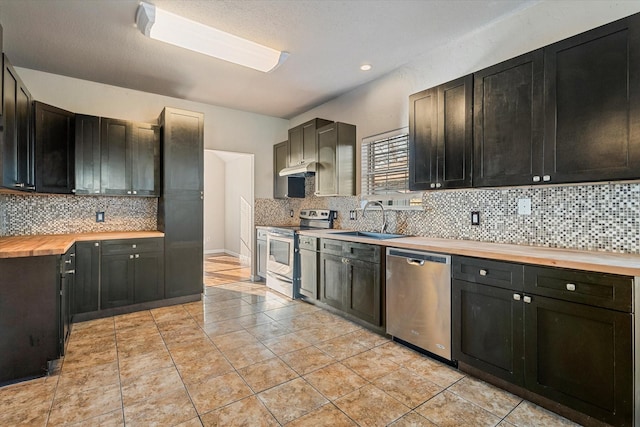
[{"left": 266, "top": 209, "right": 336, "bottom": 235}]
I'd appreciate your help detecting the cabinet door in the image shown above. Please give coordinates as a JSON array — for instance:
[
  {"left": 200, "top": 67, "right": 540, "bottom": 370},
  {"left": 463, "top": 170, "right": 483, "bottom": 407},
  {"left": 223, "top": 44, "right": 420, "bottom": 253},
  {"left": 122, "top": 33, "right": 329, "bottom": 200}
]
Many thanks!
[
  {"left": 319, "top": 252, "right": 344, "bottom": 310},
  {"left": 288, "top": 125, "right": 303, "bottom": 166},
  {"left": 409, "top": 87, "right": 438, "bottom": 190},
  {"left": 544, "top": 14, "right": 640, "bottom": 184},
  {"left": 74, "top": 115, "right": 101, "bottom": 195},
  {"left": 131, "top": 122, "right": 159, "bottom": 196},
  {"left": 1, "top": 55, "right": 33, "bottom": 191},
  {"left": 316, "top": 125, "right": 337, "bottom": 196},
  {"left": 273, "top": 141, "right": 288, "bottom": 199},
  {"left": 298, "top": 249, "right": 317, "bottom": 299},
  {"left": 257, "top": 238, "right": 267, "bottom": 278},
  {"left": 452, "top": 279, "right": 524, "bottom": 385},
  {"left": 100, "top": 118, "right": 131, "bottom": 195},
  {"left": 474, "top": 51, "right": 544, "bottom": 187},
  {"left": 524, "top": 295, "right": 632, "bottom": 426},
  {"left": 34, "top": 102, "right": 75, "bottom": 194},
  {"left": 73, "top": 241, "right": 100, "bottom": 314},
  {"left": 438, "top": 75, "right": 472, "bottom": 189},
  {"left": 101, "top": 252, "right": 135, "bottom": 308},
  {"left": 345, "top": 258, "right": 381, "bottom": 326},
  {"left": 134, "top": 251, "right": 164, "bottom": 303},
  {"left": 160, "top": 108, "right": 204, "bottom": 196}
]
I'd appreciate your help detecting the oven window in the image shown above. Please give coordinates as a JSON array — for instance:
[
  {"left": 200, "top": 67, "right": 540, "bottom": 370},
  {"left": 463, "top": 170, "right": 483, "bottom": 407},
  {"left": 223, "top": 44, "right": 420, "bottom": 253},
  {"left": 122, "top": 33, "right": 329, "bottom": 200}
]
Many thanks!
[{"left": 269, "top": 240, "right": 291, "bottom": 266}]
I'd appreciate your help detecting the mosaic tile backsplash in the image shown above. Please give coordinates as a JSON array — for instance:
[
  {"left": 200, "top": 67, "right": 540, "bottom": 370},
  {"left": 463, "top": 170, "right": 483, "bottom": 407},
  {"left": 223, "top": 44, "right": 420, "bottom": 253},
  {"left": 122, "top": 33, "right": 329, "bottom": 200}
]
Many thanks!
[
  {"left": 0, "top": 194, "right": 157, "bottom": 236},
  {"left": 255, "top": 177, "right": 640, "bottom": 254}
]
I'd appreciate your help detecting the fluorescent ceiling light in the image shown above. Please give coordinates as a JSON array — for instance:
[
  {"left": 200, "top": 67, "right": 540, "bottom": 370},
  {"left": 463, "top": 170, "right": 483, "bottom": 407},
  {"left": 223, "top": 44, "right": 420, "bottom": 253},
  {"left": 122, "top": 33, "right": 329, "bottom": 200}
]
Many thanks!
[{"left": 136, "top": 2, "right": 288, "bottom": 72}]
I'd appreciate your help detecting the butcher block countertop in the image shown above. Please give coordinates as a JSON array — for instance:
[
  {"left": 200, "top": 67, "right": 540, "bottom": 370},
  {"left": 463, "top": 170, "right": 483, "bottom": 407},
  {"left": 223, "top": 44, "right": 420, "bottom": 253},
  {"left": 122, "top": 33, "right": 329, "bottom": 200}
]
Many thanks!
[
  {"left": 0, "top": 231, "right": 164, "bottom": 259},
  {"left": 299, "top": 229, "right": 640, "bottom": 277}
]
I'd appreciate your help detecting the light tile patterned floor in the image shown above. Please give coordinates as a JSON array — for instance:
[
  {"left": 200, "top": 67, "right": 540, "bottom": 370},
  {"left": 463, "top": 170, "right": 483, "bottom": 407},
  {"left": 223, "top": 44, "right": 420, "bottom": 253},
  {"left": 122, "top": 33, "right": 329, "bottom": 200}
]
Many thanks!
[
  {"left": 0, "top": 258, "right": 583, "bottom": 426},
  {"left": 204, "top": 254, "right": 251, "bottom": 286}
]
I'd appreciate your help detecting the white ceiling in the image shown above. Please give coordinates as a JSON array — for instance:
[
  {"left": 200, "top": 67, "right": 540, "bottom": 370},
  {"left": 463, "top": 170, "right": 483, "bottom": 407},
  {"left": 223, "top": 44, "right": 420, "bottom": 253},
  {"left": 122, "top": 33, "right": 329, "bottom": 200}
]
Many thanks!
[{"left": 0, "top": 0, "right": 535, "bottom": 119}]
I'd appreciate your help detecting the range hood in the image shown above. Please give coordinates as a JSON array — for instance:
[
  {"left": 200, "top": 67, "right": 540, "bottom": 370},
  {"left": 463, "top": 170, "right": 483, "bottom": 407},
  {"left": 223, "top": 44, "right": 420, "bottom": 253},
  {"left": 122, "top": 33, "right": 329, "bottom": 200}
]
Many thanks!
[{"left": 279, "top": 162, "right": 316, "bottom": 176}]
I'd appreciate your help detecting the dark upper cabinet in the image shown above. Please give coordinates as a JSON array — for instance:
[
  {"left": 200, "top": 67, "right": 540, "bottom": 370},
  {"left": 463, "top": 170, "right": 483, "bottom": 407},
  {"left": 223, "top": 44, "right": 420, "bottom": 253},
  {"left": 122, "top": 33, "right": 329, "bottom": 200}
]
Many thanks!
[
  {"left": 100, "top": 118, "right": 131, "bottom": 195},
  {"left": 34, "top": 102, "right": 75, "bottom": 194},
  {"left": 473, "top": 50, "right": 544, "bottom": 187},
  {"left": 159, "top": 107, "right": 204, "bottom": 196},
  {"left": 315, "top": 122, "right": 356, "bottom": 196},
  {"left": 131, "top": 122, "right": 160, "bottom": 196},
  {"left": 74, "top": 115, "right": 101, "bottom": 195},
  {"left": 409, "top": 75, "right": 472, "bottom": 190},
  {"left": 100, "top": 118, "right": 159, "bottom": 196},
  {"left": 1, "top": 54, "right": 34, "bottom": 191},
  {"left": 544, "top": 13, "right": 640, "bottom": 184},
  {"left": 288, "top": 118, "right": 333, "bottom": 166},
  {"left": 273, "top": 141, "right": 288, "bottom": 199}
]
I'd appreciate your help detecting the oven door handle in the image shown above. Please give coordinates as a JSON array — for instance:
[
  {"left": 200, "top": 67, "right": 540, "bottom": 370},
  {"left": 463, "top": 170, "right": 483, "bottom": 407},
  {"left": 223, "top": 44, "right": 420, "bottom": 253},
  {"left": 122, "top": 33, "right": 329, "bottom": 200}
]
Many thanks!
[{"left": 267, "top": 271, "right": 293, "bottom": 284}]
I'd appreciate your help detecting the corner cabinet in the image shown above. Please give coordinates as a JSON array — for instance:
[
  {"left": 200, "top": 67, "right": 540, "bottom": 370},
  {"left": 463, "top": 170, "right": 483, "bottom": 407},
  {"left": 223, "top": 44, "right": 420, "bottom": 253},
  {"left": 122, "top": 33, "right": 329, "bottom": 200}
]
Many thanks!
[
  {"left": 34, "top": 102, "right": 75, "bottom": 194},
  {"left": 452, "top": 256, "right": 633, "bottom": 427},
  {"left": 315, "top": 122, "right": 356, "bottom": 196},
  {"left": 1, "top": 54, "right": 34, "bottom": 192},
  {"left": 473, "top": 50, "right": 544, "bottom": 187},
  {"left": 409, "top": 75, "right": 472, "bottom": 190}
]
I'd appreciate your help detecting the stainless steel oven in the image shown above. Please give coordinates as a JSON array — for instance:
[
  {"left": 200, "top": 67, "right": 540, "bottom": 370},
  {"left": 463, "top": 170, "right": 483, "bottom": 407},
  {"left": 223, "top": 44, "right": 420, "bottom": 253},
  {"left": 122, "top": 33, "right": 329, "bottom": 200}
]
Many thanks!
[
  {"left": 266, "top": 228, "right": 296, "bottom": 297},
  {"left": 265, "top": 209, "right": 335, "bottom": 299}
]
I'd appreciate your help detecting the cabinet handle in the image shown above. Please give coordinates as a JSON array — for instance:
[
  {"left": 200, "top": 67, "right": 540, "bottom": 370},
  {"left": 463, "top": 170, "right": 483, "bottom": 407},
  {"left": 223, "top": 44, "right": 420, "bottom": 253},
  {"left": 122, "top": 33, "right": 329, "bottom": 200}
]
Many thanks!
[
  {"left": 132, "top": 244, "right": 137, "bottom": 249},
  {"left": 479, "top": 269, "right": 488, "bottom": 276},
  {"left": 543, "top": 175, "right": 551, "bottom": 182},
  {"left": 430, "top": 183, "right": 436, "bottom": 189},
  {"left": 127, "top": 191, "right": 132, "bottom": 194},
  {"left": 94, "top": 190, "right": 100, "bottom": 194},
  {"left": 523, "top": 296, "right": 532, "bottom": 304},
  {"left": 513, "top": 294, "right": 521, "bottom": 301},
  {"left": 532, "top": 176, "right": 541, "bottom": 182},
  {"left": 566, "top": 283, "right": 576, "bottom": 291},
  {"left": 71, "top": 189, "right": 77, "bottom": 193},
  {"left": 65, "top": 259, "right": 72, "bottom": 264},
  {"left": 94, "top": 242, "right": 100, "bottom": 247},
  {"left": 135, "top": 254, "right": 140, "bottom": 258},
  {"left": 26, "top": 185, "right": 36, "bottom": 191},
  {"left": 436, "top": 183, "right": 442, "bottom": 188},
  {"left": 65, "top": 270, "right": 75, "bottom": 275},
  {"left": 129, "top": 254, "right": 134, "bottom": 259},
  {"left": 14, "top": 183, "right": 25, "bottom": 188},
  {"left": 133, "top": 190, "right": 137, "bottom": 195}
]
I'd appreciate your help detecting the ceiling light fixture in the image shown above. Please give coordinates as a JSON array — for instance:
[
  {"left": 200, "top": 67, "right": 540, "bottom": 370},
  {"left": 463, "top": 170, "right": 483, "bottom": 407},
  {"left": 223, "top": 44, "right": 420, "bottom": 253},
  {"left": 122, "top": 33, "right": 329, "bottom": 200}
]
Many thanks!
[
  {"left": 136, "top": 2, "right": 288, "bottom": 72},
  {"left": 360, "top": 64, "right": 372, "bottom": 71}
]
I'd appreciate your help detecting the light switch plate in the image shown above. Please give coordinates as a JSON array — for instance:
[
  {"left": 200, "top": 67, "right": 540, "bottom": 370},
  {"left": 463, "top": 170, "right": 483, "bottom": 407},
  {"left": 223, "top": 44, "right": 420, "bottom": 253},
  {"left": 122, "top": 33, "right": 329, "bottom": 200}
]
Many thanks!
[
  {"left": 96, "top": 211, "right": 105, "bottom": 222},
  {"left": 517, "top": 198, "right": 532, "bottom": 215},
  {"left": 471, "top": 211, "right": 480, "bottom": 225}
]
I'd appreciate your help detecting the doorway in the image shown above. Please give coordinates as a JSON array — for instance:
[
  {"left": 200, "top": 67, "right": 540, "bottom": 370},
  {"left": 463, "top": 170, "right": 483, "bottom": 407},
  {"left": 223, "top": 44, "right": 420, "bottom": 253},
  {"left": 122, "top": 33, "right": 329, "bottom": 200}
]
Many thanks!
[{"left": 203, "top": 150, "right": 254, "bottom": 287}]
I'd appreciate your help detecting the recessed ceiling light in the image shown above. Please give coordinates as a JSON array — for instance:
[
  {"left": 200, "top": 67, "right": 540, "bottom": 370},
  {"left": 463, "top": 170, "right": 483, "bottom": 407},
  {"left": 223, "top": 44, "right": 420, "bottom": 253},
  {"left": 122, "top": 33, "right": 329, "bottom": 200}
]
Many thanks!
[
  {"left": 360, "top": 64, "right": 372, "bottom": 71},
  {"left": 136, "top": 2, "right": 288, "bottom": 73}
]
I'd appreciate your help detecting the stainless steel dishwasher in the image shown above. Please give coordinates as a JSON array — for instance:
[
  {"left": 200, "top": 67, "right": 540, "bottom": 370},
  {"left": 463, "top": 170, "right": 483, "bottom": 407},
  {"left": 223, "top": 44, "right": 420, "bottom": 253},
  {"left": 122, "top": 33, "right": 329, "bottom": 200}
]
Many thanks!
[{"left": 386, "top": 248, "right": 452, "bottom": 361}]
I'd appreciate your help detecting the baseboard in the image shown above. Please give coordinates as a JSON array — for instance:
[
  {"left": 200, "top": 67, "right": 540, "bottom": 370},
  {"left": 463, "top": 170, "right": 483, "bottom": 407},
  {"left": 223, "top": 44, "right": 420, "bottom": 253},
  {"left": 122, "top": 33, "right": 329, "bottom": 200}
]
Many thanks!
[{"left": 204, "top": 249, "right": 226, "bottom": 255}]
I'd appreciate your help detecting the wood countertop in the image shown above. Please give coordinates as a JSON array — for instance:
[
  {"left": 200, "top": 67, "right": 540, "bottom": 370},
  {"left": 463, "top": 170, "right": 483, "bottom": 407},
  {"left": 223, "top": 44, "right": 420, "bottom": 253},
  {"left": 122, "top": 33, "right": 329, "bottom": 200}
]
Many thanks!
[
  {"left": 298, "top": 229, "right": 640, "bottom": 277},
  {"left": 0, "top": 231, "right": 164, "bottom": 259}
]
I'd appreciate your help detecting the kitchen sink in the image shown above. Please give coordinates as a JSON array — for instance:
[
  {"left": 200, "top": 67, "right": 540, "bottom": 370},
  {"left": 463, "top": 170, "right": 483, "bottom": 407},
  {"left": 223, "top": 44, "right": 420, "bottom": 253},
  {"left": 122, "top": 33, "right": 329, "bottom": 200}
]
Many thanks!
[{"left": 331, "top": 231, "right": 409, "bottom": 240}]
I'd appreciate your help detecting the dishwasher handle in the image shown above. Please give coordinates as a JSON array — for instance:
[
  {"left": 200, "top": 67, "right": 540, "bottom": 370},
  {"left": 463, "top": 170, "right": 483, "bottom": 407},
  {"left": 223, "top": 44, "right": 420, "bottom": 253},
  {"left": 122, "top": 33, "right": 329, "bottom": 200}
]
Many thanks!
[{"left": 406, "top": 258, "right": 425, "bottom": 266}]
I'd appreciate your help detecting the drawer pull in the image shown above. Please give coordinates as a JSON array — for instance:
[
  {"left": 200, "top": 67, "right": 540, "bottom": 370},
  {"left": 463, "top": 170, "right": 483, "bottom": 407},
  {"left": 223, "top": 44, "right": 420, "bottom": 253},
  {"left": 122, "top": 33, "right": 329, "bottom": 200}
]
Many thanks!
[
  {"left": 523, "top": 296, "right": 532, "bottom": 304},
  {"left": 135, "top": 254, "right": 140, "bottom": 259},
  {"left": 129, "top": 254, "right": 134, "bottom": 259},
  {"left": 430, "top": 183, "right": 436, "bottom": 188},
  {"left": 532, "top": 176, "right": 541, "bottom": 182},
  {"left": 479, "top": 269, "right": 488, "bottom": 276},
  {"left": 94, "top": 242, "right": 100, "bottom": 247},
  {"left": 566, "top": 283, "right": 576, "bottom": 291},
  {"left": 513, "top": 294, "right": 521, "bottom": 301},
  {"left": 132, "top": 244, "right": 137, "bottom": 249},
  {"left": 65, "top": 260, "right": 72, "bottom": 264}
]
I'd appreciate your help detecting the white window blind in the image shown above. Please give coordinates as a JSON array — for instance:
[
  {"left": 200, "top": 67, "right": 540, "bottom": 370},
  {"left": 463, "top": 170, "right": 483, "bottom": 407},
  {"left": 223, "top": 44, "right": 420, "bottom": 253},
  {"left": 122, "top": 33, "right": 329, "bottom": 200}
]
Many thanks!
[{"left": 361, "top": 129, "right": 422, "bottom": 207}]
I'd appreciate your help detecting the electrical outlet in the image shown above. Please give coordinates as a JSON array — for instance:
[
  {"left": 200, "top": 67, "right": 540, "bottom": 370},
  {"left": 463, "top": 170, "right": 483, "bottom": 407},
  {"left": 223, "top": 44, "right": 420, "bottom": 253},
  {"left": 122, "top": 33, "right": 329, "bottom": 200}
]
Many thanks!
[
  {"left": 471, "top": 211, "right": 480, "bottom": 226},
  {"left": 517, "top": 198, "right": 532, "bottom": 215},
  {"left": 96, "top": 211, "right": 105, "bottom": 222},
  {"left": 289, "top": 210, "right": 294, "bottom": 218},
  {"left": 349, "top": 210, "right": 357, "bottom": 220}
]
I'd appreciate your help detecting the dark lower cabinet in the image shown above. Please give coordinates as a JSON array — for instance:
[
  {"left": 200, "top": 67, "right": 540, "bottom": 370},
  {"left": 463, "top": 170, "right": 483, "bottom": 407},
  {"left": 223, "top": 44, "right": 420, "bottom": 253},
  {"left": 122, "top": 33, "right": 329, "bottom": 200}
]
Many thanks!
[
  {"left": 452, "top": 256, "right": 633, "bottom": 427},
  {"left": 319, "top": 239, "right": 382, "bottom": 327},
  {"left": 59, "top": 246, "right": 75, "bottom": 356},
  {"left": 0, "top": 256, "right": 59, "bottom": 384},
  {"left": 73, "top": 241, "right": 100, "bottom": 314},
  {"left": 100, "top": 238, "right": 164, "bottom": 309},
  {"left": 299, "top": 250, "right": 318, "bottom": 299},
  {"left": 34, "top": 102, "right": 75, "bottom": 194}
]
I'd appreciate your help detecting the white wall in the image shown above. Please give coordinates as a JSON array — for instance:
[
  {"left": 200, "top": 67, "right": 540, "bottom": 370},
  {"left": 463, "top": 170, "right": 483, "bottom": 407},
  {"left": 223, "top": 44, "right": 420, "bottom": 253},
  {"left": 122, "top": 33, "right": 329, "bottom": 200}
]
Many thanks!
[
  {"left": 224, "top": 155, "right": 254, "bottom": 257},
  {"left": 16, "top": 68, "right": 288, "bottom": 198},
  {"left": 204, "top": 151, "right": 225, "bottom": 253},
  {"left": 289, "top": 1, "right": 640, "bottom": 155}
]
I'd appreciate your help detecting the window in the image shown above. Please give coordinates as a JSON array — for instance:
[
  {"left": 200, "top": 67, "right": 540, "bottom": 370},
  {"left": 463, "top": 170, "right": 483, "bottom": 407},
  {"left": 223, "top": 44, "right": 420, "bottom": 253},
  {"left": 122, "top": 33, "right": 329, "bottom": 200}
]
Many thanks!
[{"left": 361, "top": 128, "right": 422, "bottom": 208}]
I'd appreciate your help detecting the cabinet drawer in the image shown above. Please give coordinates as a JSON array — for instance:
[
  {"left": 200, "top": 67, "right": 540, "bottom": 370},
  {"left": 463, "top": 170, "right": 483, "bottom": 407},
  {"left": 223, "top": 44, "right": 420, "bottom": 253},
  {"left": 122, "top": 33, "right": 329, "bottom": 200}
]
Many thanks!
[
  {"left": 101, "top": 238, "right": 164, "bottom": 255},
  {"left": 298, "top": 236, "right": 317, "bottom": 251},
  {"left": 343, "top": 241, "right": 380, "bottom": 264},
  {"left": 320, "top": 238, "right": 344, "bottom": 256},
  {"left": 452, "top": 256, "right": 523, "bottom": 290},
  {"left": 524, "top": 266, "right": 632, "bottom": 312}
]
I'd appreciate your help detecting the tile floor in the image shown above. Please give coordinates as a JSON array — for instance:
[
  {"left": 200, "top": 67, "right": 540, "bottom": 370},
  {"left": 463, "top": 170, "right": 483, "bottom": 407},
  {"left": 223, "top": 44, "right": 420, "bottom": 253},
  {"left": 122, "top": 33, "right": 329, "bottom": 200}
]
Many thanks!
[
  {"left": 204, "top": 254, "right": 251, "bottom": 286},
  {"left": 0, "top": 257, "right": 582, "bottom": 426}
]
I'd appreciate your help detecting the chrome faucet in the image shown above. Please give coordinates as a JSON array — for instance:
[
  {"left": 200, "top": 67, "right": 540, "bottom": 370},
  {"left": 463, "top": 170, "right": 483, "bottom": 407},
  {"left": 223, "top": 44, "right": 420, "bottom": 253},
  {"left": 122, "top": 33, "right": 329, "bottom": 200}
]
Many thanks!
[{"left": 362, "top": 201, "right": 386, "bottom": 233}]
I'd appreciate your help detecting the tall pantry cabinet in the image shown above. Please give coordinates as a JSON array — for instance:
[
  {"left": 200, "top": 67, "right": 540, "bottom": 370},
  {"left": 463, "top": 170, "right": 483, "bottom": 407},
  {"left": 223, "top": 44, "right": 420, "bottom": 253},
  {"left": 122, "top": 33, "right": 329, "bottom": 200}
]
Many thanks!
[{"left": 158, "top": 108, "right": 205, "bottom": 298}]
